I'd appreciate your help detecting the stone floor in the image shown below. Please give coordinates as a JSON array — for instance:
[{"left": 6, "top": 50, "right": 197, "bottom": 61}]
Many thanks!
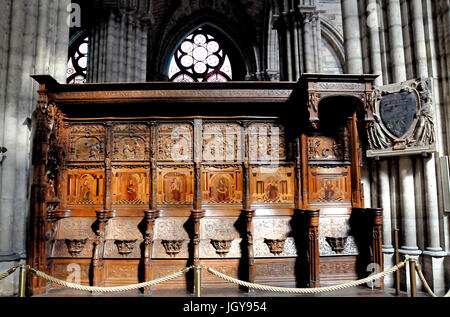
[{"left": 34, "top": 286, "right": 428, "bottom": 297}]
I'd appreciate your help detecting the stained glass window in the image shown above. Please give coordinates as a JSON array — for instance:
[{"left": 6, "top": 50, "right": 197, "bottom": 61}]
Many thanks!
[
  {"left": 67, "top": 36, "right": 88, "bottom": 84},
  {"left": 168, "top": 28, "right": 232, "bottom": 82}
]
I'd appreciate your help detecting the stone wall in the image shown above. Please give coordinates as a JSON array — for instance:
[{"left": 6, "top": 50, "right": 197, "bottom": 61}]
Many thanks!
[{"left": 0, "top": 0, "right": 70, "bottom": 296}]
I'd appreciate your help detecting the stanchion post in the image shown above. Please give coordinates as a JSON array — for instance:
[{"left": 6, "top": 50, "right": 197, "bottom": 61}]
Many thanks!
[
  {"left": 194, "top": 265, "right": 202, "bottom": 297},
  {"left": 394, "top": 228, "right": 400, "bottom": 295},
  {"left": 409, "top": 259, "right": 417, "bottom": 297},
  {"left": 18, "top": 264, "right": 28, "bottom": 297}
]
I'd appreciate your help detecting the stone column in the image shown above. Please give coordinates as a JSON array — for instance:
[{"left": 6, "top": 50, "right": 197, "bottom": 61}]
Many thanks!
[
  {"left": 378, "top": 159, "right": 395, "bottom": 287},
  {"left": 378, "top": 160, "right": 393, "bottom": 249},
  {"left": 398, "top": 156, "right": 420, "bottom": 254},
  {"left": 302, "top": 13, "right": 315, "bottom": 73},
  {"left": 413, "top": 0, "right": 446, "bottom": 295},
  {"left": 411, "top": 0, "right": 429, "bottom": 78},
  {"left": 0, "top": 0, "right": 70, "bottom": 296},
  {"left": 87, "top": 0, "right": 152, "bottom": 82},
  {"left": 387, "top": 0, "right": 407, "bottom": 82},
  {"left": 367, "top": 0, "right": 383, "bottom": 86},
  {"left": 341, "top": 0, "right": 363, "bottom": 73}
]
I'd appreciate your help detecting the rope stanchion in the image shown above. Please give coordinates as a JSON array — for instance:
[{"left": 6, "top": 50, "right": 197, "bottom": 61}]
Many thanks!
[
  {"left": 28, "top": 265, "right": 193, "bottom": 293},
  {"left": 0, "top": 266, "right": 18, "bottom": 281},
  {"left": 203, "top": 260, "right": 407, "bottom": 294}
]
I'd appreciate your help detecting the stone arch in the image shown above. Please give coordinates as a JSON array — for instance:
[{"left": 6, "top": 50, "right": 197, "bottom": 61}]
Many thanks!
[
  {"left": 150, "top": 7, "right": 258, "bottom": 81},
  {"left": 320, "top": 19, "right": 345, "bottom": 74}
]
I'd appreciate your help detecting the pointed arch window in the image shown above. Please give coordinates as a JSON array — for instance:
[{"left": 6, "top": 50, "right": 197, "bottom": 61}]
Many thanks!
[{"left": 168, "top": 28, "right": 232, "bottom": 82}]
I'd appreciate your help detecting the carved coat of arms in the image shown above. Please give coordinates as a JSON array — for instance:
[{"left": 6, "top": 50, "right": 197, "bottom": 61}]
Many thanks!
[{"left": 366, "top": 78, "right": 436, "bottom": 157}]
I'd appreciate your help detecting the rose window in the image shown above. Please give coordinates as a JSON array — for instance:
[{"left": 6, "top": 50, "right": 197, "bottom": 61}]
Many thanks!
[{"left": 168, "top": 28, "right": 232, "bottom": 82}]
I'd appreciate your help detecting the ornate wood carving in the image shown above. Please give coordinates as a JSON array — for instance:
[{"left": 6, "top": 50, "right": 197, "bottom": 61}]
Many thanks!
[
  {"left": 67, "top": 168, "right": 105, "bottom": 206},
  {"left": 264, "top": 238, "right": 286, "bottom": 256},
  {"left": 157, "top": 123, "right": 193, "bottom": 162},
  {"left": 69, "top": 124, "right": 106, "bottom": 161},
  {"left": 325, "top": 236, "right": 348, "bottom": 254},
  {"left": 114, "top": 239, "right": 137, "bottom": 255},
  {"left": 248, "top": 123, "right": 287, "bottom": 163},
  {"left": 308, "top": 166, "right": 351, "bottom": 204},
  {"left": 210, "top": 239, "right": 233, "bottom": 257},
  {"left": 92, "top": 210, "right": 115, "bottom": 286},
  {"left": 157, "top": 166, "right": 193, "bottom": 205},
  {"left": 112, "top": 167, "right": 149, "bottom": 206},
  {"left": 202, "top": 165, "right": 243, "bottom": 205},
  {"left": 65, "top": 238, "right": 88, "bottom": 256},
  {"left": 143, "top": 210, "right": 159, "bottom": 293},
  {"left": 161, "top": 240, "right": 184, "bottom": 256},
  {"left": 191, "top": 210, "right": 205, "bottom": 266},
  {"left": 250, "top": 166, "right": 294, "bottom": 205},
  {"left": 202, "top": 123, "right": 242, "bottom": 162},
  {"left": 305, "top": 209, "right": 320, "bottom": 287},
  {"left": 112, "top": 123, "right": 150, "bottom": 161},
  {"left": 29, "top": 74, "right": 377, "bottom": 293}
]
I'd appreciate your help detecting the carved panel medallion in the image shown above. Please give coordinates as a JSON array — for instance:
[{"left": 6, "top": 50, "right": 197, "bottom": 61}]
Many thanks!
[{"left": 264, "top": 238, "right": 286, "bottom": 256}]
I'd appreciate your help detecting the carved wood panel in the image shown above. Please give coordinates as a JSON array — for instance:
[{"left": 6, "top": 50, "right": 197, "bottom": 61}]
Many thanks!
[
  {"left": 307, "top": 133, "right": 350, "bottom": 163},
  {"left": 112, "top": 167, "right": 149, "bottom": 206},
  {"left": 157, "top": 123, "right": 193, "bottom": 162},
  {"left": 112, "top": 123, "right": 150, "bottom": 161},
  {"left": 248, "top": 123, "right": 288, "bottom": 163},
  {"left": 202, "top": 165, "right": 243, "bottom": 205},
  {"left": 69, "top": 124, "right": 106, "bottom": 161},
  {"left": 66, "top": 168, "right": 105, "bottom": 206},
  {"left": 157, "top": 166, "right": 194, "bottom": 205},
  {"left": 308, "top": 166, "right": 351, "bottom": 204},
  {"left": 202, "top": 123, "right": 242, "bottom": 162},
  {"left": 250, "top": 166, "right": 295, "bottom": 205}
]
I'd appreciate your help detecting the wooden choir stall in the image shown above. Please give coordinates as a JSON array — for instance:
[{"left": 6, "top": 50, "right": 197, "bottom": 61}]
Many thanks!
[{"left": 27, "top": 74, "right": 383, "bottom": 295}]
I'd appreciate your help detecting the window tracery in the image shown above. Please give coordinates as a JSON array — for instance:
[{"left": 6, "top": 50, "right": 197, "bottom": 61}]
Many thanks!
[{"left": 168, "top": 28, "right": 232, "bottom": 82}]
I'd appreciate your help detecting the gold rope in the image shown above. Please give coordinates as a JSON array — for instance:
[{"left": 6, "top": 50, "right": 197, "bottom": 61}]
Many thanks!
[
  {"left": 28, "top": 266, "right": 192, "bottom": 293},
  {"left": 204, "top": 260, "right": 407, "bottom": 294},
  {"left": 0, "top": 266, "right": 18, "bottom": 281},
  {"left": 411, "top": 259, "right": 450, "bottom": 297}
]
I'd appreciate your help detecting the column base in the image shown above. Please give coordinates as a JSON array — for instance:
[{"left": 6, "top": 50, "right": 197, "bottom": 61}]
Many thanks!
[
  {"left": 398, "top": 251, "right": 422, "bottom": 292},
  {"left": 398, "top": 247, "right": 422, "bottom": 256},
  {"left": 0, "top": 252, "right": 20, "bottom": 262},
  {"left": 421, "top": 252, "right": 448, "bottom": 296},
  {"left": 0, "top": 259, "right": 21, "bottom": 296},
  {"left": 382, "top": 252, "right": 395, "bottom": 288}
]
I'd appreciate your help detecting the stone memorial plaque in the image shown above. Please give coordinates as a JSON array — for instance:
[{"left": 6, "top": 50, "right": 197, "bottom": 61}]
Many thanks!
[
  {"left": 379, "top": 91, "right": 417, "bottom": 138},
  {"left": 366, "top": 78, "right": 436, "bottom": 157}
]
